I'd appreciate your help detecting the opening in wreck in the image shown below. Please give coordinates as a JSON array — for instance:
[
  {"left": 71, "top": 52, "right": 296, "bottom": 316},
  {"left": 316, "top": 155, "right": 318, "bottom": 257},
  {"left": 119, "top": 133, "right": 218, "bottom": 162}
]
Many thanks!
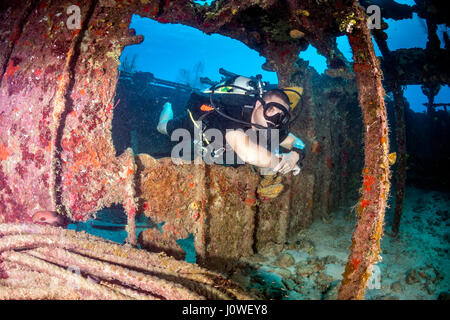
[
  {"left": 112, "top": 14, "right": 283, "bottom": 157},
  {"left": 106, "top": 13, "right": 348, "bottom": 259},
  {"left": 0, "top": 0, "right": 449, "bottom": 302}
]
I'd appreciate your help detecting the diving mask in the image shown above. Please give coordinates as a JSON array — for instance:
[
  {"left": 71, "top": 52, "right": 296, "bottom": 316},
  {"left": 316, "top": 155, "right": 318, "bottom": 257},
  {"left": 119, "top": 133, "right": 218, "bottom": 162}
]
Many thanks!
[{"left": 261, "top": 100, "right": 291, "bottom": 128}]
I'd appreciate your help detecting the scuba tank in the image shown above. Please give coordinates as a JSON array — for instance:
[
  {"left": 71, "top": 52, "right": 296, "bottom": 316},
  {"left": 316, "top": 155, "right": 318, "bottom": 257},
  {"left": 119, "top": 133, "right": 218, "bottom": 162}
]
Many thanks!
[
  {"left": 203, "top": 75, "right": 258, "bottom": 123},
  {"left": 191, "top": 69, "right": 306, "bottom": 164},
  {"left": 202, "top": 70, "right": 303, "bottom": 130}
]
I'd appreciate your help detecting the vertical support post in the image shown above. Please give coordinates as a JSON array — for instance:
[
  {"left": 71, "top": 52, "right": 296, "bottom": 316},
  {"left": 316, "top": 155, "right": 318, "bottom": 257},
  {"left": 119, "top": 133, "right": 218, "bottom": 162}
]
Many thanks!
[{"left": 338, "top": 2, "right": 391, "bottom": 300}]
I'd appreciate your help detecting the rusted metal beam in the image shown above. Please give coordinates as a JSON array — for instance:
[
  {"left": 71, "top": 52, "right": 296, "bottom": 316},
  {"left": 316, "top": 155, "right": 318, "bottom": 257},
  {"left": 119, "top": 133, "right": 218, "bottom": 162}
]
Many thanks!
[{"left": 338, "top": 2, "right": 391, "bottom": 300}]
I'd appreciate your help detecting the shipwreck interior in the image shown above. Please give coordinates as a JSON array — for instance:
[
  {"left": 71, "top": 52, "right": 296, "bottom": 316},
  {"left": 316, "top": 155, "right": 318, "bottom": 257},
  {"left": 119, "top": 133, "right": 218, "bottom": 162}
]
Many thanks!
[{"left": 0, "top": 0, "right": 449, "bottom": 300}]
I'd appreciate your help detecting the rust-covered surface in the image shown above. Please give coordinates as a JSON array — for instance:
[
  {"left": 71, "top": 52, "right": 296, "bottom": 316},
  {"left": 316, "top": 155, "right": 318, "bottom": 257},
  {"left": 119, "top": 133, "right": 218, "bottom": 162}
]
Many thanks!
[
  {"left": 0, "top": 0, "right": 359, "bottom": 274},
  {"left": 0, "top": 1, "right": 140, "bottom": 225},
  {"left": 0, "top": 223, "right": 255, "bottom": 300},
  {"left": 0, "top": 0, "right": 368, "bottom": 296},
  {"left": 0, "top": 0, "right": 448, "bottom": 300},
  {"left": 337, "top": 2, "right": 391, "bottom": 299},
  {"left": 136, "top": 155, "right": 208, "bottom": 261}
]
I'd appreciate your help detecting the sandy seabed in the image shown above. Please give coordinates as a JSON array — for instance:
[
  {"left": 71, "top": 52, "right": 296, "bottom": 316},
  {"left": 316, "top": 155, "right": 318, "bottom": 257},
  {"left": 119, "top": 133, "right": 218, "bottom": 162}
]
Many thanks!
[
  {"left": 71, "top": 185, "right": 449, "bottom": 300},
  {"left": 230, "top": 186, "right": 449, "bottom": 300}
]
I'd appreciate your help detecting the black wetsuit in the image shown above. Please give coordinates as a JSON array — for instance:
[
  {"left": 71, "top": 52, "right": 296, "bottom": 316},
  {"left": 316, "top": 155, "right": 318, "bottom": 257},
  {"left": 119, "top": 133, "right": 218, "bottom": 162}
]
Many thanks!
[{"left": 166, "top": 92, "right": 289, "bottom": 166}]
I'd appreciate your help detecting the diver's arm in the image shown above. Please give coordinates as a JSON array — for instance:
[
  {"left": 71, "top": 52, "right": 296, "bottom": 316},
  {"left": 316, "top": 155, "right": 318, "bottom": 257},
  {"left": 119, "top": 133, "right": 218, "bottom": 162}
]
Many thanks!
[
  {"left": 280, "top": 134, "right": 295, "bottom": 149},
  {"left": 280, "top": 133, "right": 305, "bottom": 151},
  {"left": 225, "top": 130, "right": 280, "bottom": 168}
]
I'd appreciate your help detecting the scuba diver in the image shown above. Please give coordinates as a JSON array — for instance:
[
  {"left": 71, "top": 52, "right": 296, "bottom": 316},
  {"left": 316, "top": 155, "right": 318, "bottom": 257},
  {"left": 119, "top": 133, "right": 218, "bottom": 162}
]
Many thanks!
[{"left": 156, "top": 70, "right": 306, "bottom": 176}]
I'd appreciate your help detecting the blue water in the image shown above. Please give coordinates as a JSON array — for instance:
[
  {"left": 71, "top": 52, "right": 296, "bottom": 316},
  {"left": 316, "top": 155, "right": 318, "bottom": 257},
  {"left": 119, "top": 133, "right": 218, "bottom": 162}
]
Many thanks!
[
  {"left": 122, "top": 6, "right": 449, "bottom": 113},
  {"left": 177, "top": 233, "right": 197, "bottom": 263},
  {"left": 68, "top": 208, "right": 198, "bottom": 263},
  {"left": 193, "top": 0, "right": 214, "bottom": 5},
  {"left": 122, "top": 16, "right": 278, "bottom": 86}
]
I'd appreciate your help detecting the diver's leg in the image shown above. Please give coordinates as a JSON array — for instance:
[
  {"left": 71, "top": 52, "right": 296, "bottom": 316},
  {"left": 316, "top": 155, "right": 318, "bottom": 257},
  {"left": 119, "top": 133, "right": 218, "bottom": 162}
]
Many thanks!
[
  {"left": 157, "top": 102, "right": 174, "bottom": 135},
  {"left": 164, "top": 112, "right": 196, "bottom": 163}
]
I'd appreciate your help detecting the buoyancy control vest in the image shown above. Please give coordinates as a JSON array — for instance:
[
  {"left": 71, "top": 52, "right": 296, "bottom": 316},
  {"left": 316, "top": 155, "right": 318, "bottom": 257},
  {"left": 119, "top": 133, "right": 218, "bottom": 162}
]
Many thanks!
[{"left": 186, "top": 91, "right": 289, "bottom": 164}]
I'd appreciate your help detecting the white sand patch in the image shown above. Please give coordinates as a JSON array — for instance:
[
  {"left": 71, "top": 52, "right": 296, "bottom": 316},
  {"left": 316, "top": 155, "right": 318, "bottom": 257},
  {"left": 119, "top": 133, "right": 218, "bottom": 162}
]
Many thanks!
[{"left": 235, "top": 186, "right": 449, "bottom": 300}]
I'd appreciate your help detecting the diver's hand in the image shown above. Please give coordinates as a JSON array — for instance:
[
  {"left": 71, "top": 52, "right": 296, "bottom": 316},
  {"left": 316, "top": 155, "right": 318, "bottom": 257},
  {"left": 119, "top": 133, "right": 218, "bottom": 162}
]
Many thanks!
[
  {"left": 292, "top": 164, "right": 301, "bottom": 176},
  {"left": 273, "top": 151, "right": 300, "bottom": 175}
]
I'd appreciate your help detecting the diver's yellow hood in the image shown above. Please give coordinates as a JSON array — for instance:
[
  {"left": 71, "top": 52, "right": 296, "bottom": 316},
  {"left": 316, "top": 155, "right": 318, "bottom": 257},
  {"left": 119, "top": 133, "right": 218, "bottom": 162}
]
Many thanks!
[{"left": 283, "top": 86, "right": 303, "bottom": 110}]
